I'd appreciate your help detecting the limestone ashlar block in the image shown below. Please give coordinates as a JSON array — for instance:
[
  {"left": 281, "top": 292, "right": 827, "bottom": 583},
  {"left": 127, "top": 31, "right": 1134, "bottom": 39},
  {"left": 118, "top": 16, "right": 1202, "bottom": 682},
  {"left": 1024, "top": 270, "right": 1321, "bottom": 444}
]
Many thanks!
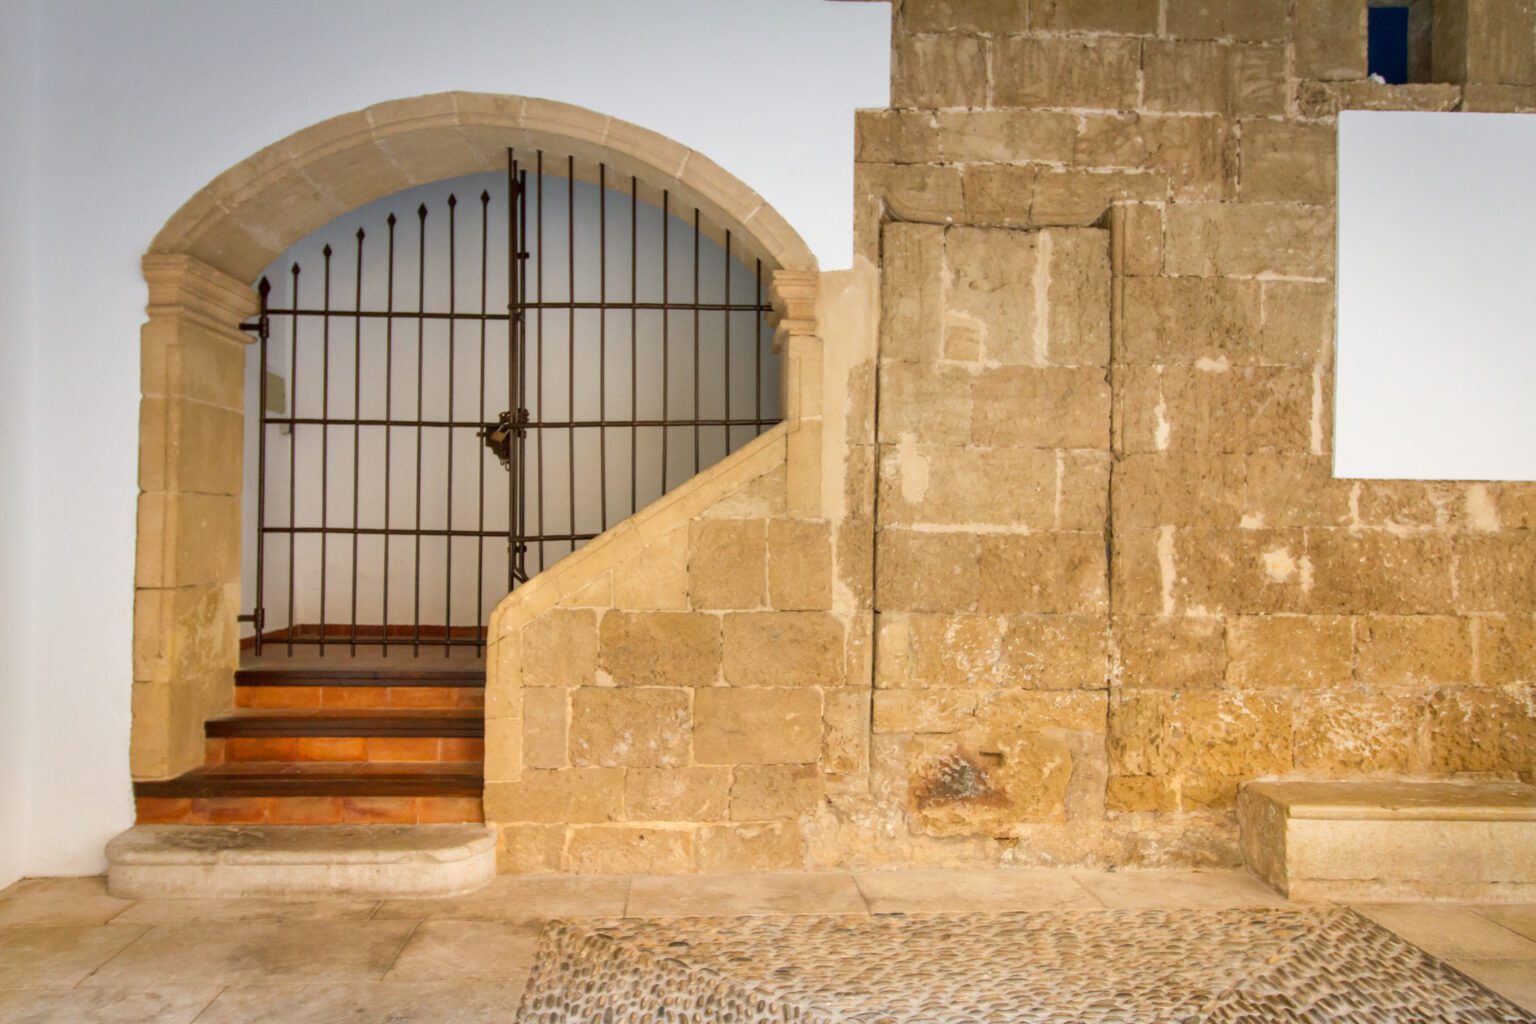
[
  {"left": 880, "top": 223, "right": 946, "bottom": 365},
  {"left": 1141, "top": 41, "right": 1288, "bottom": 117},
  {"left": 976, "top": 533, "right": 1108, "bottom": 615},
  {"left": 1238, "top": 780, "right": 1536, "bottom": 901},
  {"left": 1239, "top": 120, "right": 1337, "bottom": 205},
  {"left": 822, "top": 686, "right": 871, "bottom": 776},
  {"left": 875, "top": 529, "right": 980, "bottom": 614},
  {"left": 520, "top": 609, "right": 598, "bottom": 687},
  {"left": 961, "top": 164, "right": 1039, "bottom": 229},
  {"left": 873, "top": 688, "right": 980, "bottom": 734},
  {"left": 1353, "top": 615, "right": 1473, "bottom": 686},
  {"left": 1428, "top": 687, "right": 1536, "bottom": 774},
  {"left": 1031, "top": 0, "right": 1159, "bottom": 34},
  {"left": 497, "top": 822, "right": 565, "bottom": 874},
  {"left": 694, "top": 687, "right": 823, "bottom": 765},
  {"left": 767, "top": 519, "right": 833, "bottom": 611},
  {"left": 906, "top": 728, "right": 1075, "bottom": 835},
  {"left": 730, "top": 764, "right": 824, "bottom": 821},
  {"left": 1114, "top": 615, "right": 1228, "bottom": 690},
  {"left": 566, "top": 824, "right": 694, "bottom": 874},
  {"left": 975, "top": 689, "right": 1108, "bottom": 734},
  {"left": 135, "top": 492, "right": 241, "bottom": 590},
  {"left": 1111, "top": 452, "right": 1247, "bottom": 529},
  {"left": 859, "top": 163, "right": 966, "bottom": 227},
  {"left": 484, "top": 768, "right": 623, "bottom": 824},
  {"left": 1455, "top": 533, "right": 1536, "bottom": 613},
  {"left": 623, "top": 767, "right": 731, "bottom": 821},
  {"left": 900, "top": 0, "right": 1029, "bottom": 33},
  {"left": 688, "top": 518, "right": 767, "bottom": 610},
  {"left": 1075, "top": 115, "right": 1237, "bottom": 204},
  {"left": 971, "top": 366, "right": 1110, "bottom": 450},
  {"left": 935, "top": 110, "right": 1078, "bottom": 165},
  {"left": 569, "top": 687, "right": 691, "bottom": 769},
  {"left": 1163, "top": 203, "right": 1334, "bottom": 278},
  {"left": 1478, "top": 615, "right": 1536, "bottom": 684},
  {"left": 1307, "top": 530, "right": 1457, "bottom": 615},
  {"left": 1164, "top": 0, "right": 1289, "bottom": 41},
  {"left": 1225, "top": 615, "right": 1353, "bottom": 688},
  {"left": 1058, "top": 451, "right": 1111, "bottom": 531},
  {"left": 695, "top": 821, "right": 804, "bottom": 872},
  {"left": 721, "top": 611, "right": 845, "bottom": 688},
  {"left": 1167, "top": 527, "right": 1313, "bottom": 615},
  {"left": 892, "top": 32, "right": 989, "bottom": 109},
  {"left": 992, "top": 36, "right": 1143, "bottom": 110},
  {"left": 1120, "top": 277, "right": 1262, "bottom": 366},
  {"left": 1001, "top": 615, "right": 1110, "bottom": 690},
  {"left": 1290, "top": 689, "right": 1430, "bottom": 774},
  {"left": 944, "top": 227, "right": 1040, "bottom": 365},
  {"left": 1240, "top": 453, "right": 1353, "bottom": 528},
  {"left": 1116, "top": 202, "right": 1166, "bottom": 277},
  {"left": 878, "top": 445, "right": 1057, "bottom": 531},
  {"left": 1292, "top": 0, "right": 1368, "bottom": 81},
  {"left": 1257, "top": 281, "right": 1335, "bottom": 365},
  {"left": 855, "top": 110, "right": 943, "bottom": 165},
  {"left": 1028, "top": 170, "right": 1170, "bottom": 229},
  {"left": 1161, "top": 689, "right": 1293, "bottom": 778},
  {"left": 1461, "top": 82, "right": 1536, "bottom": 111},
  {"left": 1115, "top": 365, "right": 1314, "bottom": 455},
  {"left": 598, "top": 611, "right": 723, "bottom": 687}
]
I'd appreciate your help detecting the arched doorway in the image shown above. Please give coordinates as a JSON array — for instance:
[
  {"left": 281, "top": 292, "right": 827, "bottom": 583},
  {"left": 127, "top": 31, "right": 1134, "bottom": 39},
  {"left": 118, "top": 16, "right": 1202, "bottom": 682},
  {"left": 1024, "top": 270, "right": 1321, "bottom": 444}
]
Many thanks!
[{"left": 130, "top": 94, "right": 816, "bottom": 823}]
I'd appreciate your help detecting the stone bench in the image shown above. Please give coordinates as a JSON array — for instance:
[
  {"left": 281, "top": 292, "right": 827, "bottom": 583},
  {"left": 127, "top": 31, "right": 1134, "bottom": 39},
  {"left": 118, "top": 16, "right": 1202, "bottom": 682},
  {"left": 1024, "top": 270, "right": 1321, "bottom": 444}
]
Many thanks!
[{"left": 1238, "top": 780, "right": 1536, "bottom": 902}]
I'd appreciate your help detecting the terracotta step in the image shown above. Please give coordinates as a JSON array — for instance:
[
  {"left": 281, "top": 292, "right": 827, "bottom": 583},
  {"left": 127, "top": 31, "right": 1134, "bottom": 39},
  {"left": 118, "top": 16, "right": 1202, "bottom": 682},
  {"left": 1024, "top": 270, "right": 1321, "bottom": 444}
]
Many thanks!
[{"left": 235, "top": 665, "right": 484, "bottom": 686}]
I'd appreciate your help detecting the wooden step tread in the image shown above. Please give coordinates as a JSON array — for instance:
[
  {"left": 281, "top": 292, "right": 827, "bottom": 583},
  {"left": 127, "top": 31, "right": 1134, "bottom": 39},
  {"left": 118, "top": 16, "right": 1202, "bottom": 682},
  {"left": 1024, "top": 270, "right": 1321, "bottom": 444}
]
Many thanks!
[
  {"left": 135, "top": 761, "right": 483, "bottom": 799},
  {"left": 207, "top": 710, "right": 483, "bottom": 738},
  {"left": 236, "top": 667, "right": 485, "bottom": 687}
]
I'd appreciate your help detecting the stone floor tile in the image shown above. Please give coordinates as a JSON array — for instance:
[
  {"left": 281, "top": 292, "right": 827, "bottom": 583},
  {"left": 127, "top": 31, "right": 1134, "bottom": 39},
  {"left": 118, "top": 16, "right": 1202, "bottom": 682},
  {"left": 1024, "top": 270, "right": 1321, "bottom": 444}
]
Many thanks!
[
  {"left": 853, "top": 868, "right": 1097, "bottom": 914},
  {"left": 1473, "top": 904, "right": 1536, "bottom": 943},
  {"left": 112, "top": 898, "right": 378, "bottom": 924},
  {"left": 0, "top": 985, "right": 219, "bottom": 1024},
  {"left": 627, "top": 871, "right": 868, "bottom": 918},
  {"left": 0, "top": 877, "right": 134, "bottom": 927},
  {"left": 385, "top": 920, "right": 543, "bottom": 981},
  {"left": 80, "top": 920, "right": 416, "bottom": 987},
  {"left": 1357, "top": 904, "right": 1536, "bottom": 960},
  {"left": 1448, "top": 958, "right": 1536, "bottom": 1013},
  {"left": 0, "top": 925, "right": 149, "bottom": 989},
  {"left": 374, "top": 873, "right": 629, "bottom": 921},
  {"left": 1070, "top": 869, "right": 1295, "bottom": 910},
  {"left": 191, "top": 981, "right": 529, "bottom": 1024}
]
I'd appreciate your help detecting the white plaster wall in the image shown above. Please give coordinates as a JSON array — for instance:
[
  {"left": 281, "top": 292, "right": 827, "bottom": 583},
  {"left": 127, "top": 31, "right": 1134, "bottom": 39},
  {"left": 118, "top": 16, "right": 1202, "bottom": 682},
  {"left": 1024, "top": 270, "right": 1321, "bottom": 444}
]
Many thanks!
[
  {"left": 0, "top": 0, "right": 40, "bottom": 890},
  {"left": 8, "top": 0, "right": 887, "bottom": 875}
]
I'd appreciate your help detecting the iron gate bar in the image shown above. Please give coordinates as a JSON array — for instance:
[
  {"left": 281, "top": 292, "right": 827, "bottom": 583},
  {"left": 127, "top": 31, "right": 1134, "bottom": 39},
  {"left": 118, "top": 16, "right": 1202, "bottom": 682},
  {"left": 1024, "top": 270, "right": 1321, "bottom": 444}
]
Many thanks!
[{"left": 244, "top": 148, "right": 775, "bottom": 657}]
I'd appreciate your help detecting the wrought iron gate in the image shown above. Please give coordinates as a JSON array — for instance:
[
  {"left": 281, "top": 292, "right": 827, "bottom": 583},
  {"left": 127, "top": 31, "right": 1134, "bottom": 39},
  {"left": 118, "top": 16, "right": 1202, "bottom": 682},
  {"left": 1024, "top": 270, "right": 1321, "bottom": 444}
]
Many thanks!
[{"left": 242, "top": 150, "right": 778, "bottom": 656}]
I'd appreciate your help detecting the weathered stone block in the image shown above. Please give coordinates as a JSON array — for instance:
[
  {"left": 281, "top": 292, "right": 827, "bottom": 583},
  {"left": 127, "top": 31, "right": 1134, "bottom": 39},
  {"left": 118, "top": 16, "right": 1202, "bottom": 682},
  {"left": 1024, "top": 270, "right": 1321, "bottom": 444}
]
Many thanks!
[
  {"left": 598, "top": 611, "right": 722, "bottom": 686},
  {"left": 977, "top": 689, "right": 1108, "bottom": 733},
  {"left": 1142, "top": 41, "right": 1287, "bottom": 116},
  {"left": 1107, "top": 690, "right": 1168, "bottom": 775},
  {"left": 689, "top": 519, "right": 766, "bottom": 610},
  {"left": 878, "top": 361, "right": 973, "bottom": 445},
  {"left": 1292, "top": 690, "right": 1428, "bottom": 774},
  {"left": 1058, "top": 451, "right": 1111, "bottom": 531},
  {"left": 1044, "top": 229, "right": 1113, "bottom": 366},
  {"left": 1116, "top": 365, "right": 1314, "bottom": 455},
  {"left": 731, "top": 764, "right": 824, "bottom": 821},
  {"left": 1075, "top": 115, "right": 1237, "bottom": 203},
  {"left": 992, "top": 36, "right": 1142, "bottom": 110},
  {"left": 1240, "top": 120, "right": 1337, "bottom": 205},
  {"left": 1117, "top": 202, "right": 1165, "bottom": 277},
  {"left": 1307, "top": 531, "right": 1456, "bottom": 615},
  {"left": 623, "top": 767, "right": 730, "bottom": 821},
  {"left": 935, "top": 110, "right": 1077, "bottom": 164},
  {"left": 1165, "top": 0, "right": 1288, "bottom": 41},
  {"left": 1258, "top": 281, "right": 1334, "bottom": 364},
  {"left": 767, "top": 519, "right": 833, "bottom": 611},
  {"left": 1172, "top": 527, "right": 1312, "bottom": 615},
  {"left": 613, "top": 527, "right": 689, "bottom": 611},
  {"left": 1029, "top": 170, "right": 1169, "bottom": 227},
  {"left": 1241, "top": 454, "right": 1352, "bottom": 528},
  {"left": 1466, "top": 0, "right": 1536, "bottom": 84},
  {"left": 1120, "top": 277, "right": 1262, "bottom": 365},
  {"left": 694, "top": 687, "right": 823, "bottom": 765},
  {"left": 1354, "top": 615, "right": 1473, "bottom": 686},
  {"left": 901, "top": 0, "right": 1030, "bottom": 34},
  {"left": 907, "top": 729, "right": 1075, "bottom": 836},
  {"left": 878, "top": 445, "right": 1057, "bottom": 530},
  {"left": 855, "top": 109, "right": 942, "bottom": 165},
  {"left": 566, "top": 825, "right": 693, "bottom": 874},
  {"left": 977, "top": 533, "right": 1108, "bottom": 615},
  {"left": 722, "top": 611, "right": 845, "bottom": 687},
  {"left": 1000, "top": 615, "right": 1109, "bottom": 689},
  {"left": 972, "top": 366, "right": 1111, "bottom": 449},
  {"left": 1163, "top": 203, "right": 1334, "bottom": 278},
  {"left": 1115, "top": 616, "right": 1227, "bottom": 689},
  {"left": 881, "top": 223, "right": 945, "bottom": 364},
  {"left": 960, "top": 164, "right": 1038, "bottom": 228},
  {"left": 496, "top": 823, "right": 565, "bottom": 874},
  {"left": 1429, "top": 687, "right": 1536, "bottom": 773},
  {"left": 1106, "top": 774, "right": 1180, "bottom": 811},
  {"left": 1456, "top": 534, "right": 1536, "bottom": 613},
  {"left": 859, "top": 163, "right": 966, "bottom": 225},
  {"left": 876, "top": 613, "right": 1003, "bottom": 690},
  {"left": 695, "top": 821, "right": 803, "bottom": 872},
  {"left": 1109, "top": 528, "right": 1169, "bottom": 617},
  {"left": 875, "top": 529, "right": 979, "bottom": 613},
  {"left": 1032, "top": 0, "right": 1158, "bottom": 32},
  {"left": 1293, "top": 0, "right": 1367, "bottom": 80},
  {"left": 822, "top": 687, "right": 871, "bottom": 775},
  {"left": 1479, "top": 615, "right": 1536, "bottom": 684},
  {"left": 521, "top": 687, "right": 568, "bottom": 769},
  {"left": 569, "top": 688, "right": 690, "bottom": 769},
  {"left": 945, "top": 227, "right": 1040, "bottom": 365},
  {"left": 1163, "top": 689, "right": 1292, "bottom": 775},
  {"left": 1112, "top": 452, "right": 1246, "bottom": 529},
  {"left": 484, "top": 768, "right": 622, "bottom": 823},
  {"left": 1225, "top": 615, "right": 1352, "bottom": 688},
  {"left": 521, "top": 610, "right": 597, "bottom": 688},
  {"left": 893, "top": 33, "right": 989, "bottom": 109},
  {"left": 873, "top": 688, "right": 980, "bottom": 734}
]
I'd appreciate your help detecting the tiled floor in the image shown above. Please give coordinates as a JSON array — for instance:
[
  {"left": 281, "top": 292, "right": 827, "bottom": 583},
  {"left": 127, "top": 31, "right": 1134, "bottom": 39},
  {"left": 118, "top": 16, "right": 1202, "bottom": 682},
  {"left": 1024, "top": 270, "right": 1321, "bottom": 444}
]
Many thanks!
[{"left": 1, "top": 869, "right": 1533, "bottom": 1023}]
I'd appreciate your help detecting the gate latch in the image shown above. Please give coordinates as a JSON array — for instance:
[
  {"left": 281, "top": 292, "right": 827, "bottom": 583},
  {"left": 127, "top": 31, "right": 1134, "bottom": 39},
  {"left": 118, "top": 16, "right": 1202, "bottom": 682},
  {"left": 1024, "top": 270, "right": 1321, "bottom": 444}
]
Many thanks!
[{"left": 478, "top": 409, "right": 528, "bottom": 470}]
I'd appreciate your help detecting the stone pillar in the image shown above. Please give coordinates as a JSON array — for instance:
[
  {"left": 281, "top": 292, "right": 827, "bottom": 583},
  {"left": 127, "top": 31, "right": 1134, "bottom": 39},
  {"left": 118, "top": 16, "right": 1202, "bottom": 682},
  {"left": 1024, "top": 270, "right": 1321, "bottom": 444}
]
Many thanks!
[
  {"left": 133, "top": 255, "right": 258, "bottom": 779},
  {"left": 769, "top": 270, "right": 822, "bottom": 516}
]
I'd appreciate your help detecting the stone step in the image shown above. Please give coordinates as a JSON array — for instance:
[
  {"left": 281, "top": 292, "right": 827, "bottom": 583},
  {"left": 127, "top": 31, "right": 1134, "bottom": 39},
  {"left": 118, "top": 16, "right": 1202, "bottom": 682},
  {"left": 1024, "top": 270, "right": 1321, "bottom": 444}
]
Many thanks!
[
  {"left": 1238, "top": 780, "right": 1536, "bottom": 902},
  {"left": 106, "top": 823, "right": 497, "bottom": 899}
]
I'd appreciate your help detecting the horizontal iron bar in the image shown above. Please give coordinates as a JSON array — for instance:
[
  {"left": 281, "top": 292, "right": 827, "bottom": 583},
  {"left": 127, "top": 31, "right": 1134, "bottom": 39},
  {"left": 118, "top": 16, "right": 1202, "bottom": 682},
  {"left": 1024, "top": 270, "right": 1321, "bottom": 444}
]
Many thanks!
[
  {"left": 241, "top": 300, "right": 770, "bottom": 329},
  {"left": 264, "top": 416, "right": 781, "bottom": 430},
  {"left": 264, "top": 526, "right": 601, "bottom": 543}
]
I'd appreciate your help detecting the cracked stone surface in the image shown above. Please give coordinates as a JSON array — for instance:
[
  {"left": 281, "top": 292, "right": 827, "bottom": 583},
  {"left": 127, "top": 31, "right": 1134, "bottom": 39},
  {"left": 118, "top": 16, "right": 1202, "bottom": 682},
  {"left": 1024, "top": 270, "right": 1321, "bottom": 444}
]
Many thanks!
[{"left": 517, "top": 909, "right": 1535, "bottom": 1023}]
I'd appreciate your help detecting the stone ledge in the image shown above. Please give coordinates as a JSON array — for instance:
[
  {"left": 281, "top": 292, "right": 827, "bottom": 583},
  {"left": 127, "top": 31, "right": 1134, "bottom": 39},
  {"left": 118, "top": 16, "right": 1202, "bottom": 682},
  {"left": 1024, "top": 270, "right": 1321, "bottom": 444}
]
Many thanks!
[
  {"left": 106, "top": 824, "right": 496, "bottom": 899},
  {"left": 1238, "top": 780, "right": 1536, "bottom": 903}
]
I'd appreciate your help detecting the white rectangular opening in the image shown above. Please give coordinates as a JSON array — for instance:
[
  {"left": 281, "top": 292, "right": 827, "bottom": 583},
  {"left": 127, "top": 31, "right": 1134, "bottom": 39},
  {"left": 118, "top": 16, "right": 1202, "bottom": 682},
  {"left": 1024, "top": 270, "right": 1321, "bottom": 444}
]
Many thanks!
[{"left": 1335, "top": 110, "right": 1536, "bottom": 481}]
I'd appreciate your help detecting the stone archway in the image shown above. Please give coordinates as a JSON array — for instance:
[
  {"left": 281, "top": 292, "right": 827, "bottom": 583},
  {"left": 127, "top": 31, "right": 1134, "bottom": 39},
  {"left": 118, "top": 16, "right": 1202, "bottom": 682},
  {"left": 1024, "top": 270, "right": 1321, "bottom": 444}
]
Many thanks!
[{"left": 132, "top": 92, "right": 817, "bottom": 781}]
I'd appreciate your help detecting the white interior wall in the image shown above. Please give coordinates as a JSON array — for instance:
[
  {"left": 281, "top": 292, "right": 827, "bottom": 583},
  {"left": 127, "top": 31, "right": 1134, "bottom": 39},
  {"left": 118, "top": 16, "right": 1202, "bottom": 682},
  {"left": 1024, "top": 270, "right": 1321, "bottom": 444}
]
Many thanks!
[{"left": 7, "top": 0, "right": 887, "bottom": 877}]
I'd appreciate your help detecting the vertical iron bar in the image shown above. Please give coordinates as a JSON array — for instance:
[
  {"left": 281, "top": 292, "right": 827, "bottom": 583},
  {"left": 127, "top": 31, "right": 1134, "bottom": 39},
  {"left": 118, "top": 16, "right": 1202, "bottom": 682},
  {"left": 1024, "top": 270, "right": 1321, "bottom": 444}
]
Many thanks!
[
  {"left": 755, "top": 258, "right": 764, "bottom": 433},
  {"left": 414, "top": 204, "right": 427, "bottom": 655},
  {"left": 515, "top": 165, "right": 529, "bottom": 585},
  {"left": 661, "top": 189, "right": 670, "bottom": 496},
  {"left": 286, "top": 263, "right": 299, "bottom": 656},
  {"left": 692, "top": 207, "right": 700, "bottom": 475},
  {"left": 724, "top": 232, "right": 732, "bottom": 454},
  {"left": 629, "top": 176, "right": 638, "bottom": 516},
  {"left": 319, "top": 245, "right": 333, "bottom": 656},
  {"left": 535, "top": 152, "right": 545, "bottom": 575},
  {"left": 598, "top": 163, "right": 608, "bottom": 532},
  {"left": 444, "top": 194, "right": 458, "bottom": 656},
  {"left": 477, "top": 189, "right": 489, "bottom": 650},
  {"left": 254, "top": 278, "right": 271, "bottom": 657},
  {"left": 567, "top": 156, "right": 576, "bottom": 560},
  {"left": 383, "top": 214, "right": 396, "bottom": 656},
  {"left": 349, "top": 229, "right": 364, "bottom": 656},
  {"left": 506, "top": 154, "right": 518, "bottom": 593}
]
